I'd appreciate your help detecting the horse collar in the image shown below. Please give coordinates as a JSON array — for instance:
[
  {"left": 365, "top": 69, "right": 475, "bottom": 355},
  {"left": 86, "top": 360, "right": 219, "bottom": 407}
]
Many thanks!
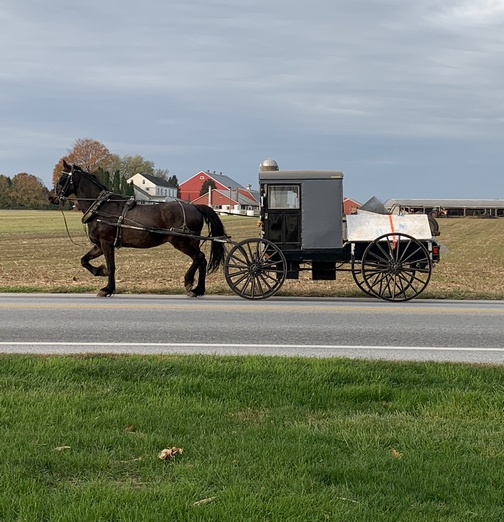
[{"left": 81, "top": 190, "right": 113, "bottom": 223}]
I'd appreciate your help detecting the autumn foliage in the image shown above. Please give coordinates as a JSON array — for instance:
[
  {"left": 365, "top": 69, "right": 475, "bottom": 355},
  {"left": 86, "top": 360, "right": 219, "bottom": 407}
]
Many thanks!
[
  {"left": 1, "top": 137, "right": 173, "bottom": 209},
  {"left": 52, "top": 138, "right": 116, "bottom": 185},
  {"left": 0, "top": 173, "right": 50, "bottom": 209}
]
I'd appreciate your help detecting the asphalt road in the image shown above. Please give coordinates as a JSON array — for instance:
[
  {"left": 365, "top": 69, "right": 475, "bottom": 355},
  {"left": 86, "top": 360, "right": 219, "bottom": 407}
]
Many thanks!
[{"left": 0, "top": 293, "right": 503, "bottom": 364}]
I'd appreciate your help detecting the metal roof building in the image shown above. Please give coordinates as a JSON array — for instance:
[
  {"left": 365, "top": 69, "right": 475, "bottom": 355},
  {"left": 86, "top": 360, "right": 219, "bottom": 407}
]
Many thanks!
[{"left": 384, "top": 198, "right": 504, "bottom": 217}]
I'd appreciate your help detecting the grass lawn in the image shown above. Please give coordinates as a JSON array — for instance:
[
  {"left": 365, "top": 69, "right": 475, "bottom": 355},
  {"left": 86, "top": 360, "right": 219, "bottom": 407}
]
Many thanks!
[{"left": 0, "top": 355, "right": 503, "bottom": 521}]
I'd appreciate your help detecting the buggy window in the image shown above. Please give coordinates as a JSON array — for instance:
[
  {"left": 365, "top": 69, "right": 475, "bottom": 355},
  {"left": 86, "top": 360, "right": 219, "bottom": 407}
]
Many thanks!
[{"left": 268, "top": 186, "right": 299, "bottom": 209}]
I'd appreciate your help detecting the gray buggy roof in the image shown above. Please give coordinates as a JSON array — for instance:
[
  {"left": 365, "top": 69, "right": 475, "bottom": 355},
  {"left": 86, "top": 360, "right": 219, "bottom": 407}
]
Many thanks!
[{"left": 260, "top": 170, "right": 344, "bottom": 181}]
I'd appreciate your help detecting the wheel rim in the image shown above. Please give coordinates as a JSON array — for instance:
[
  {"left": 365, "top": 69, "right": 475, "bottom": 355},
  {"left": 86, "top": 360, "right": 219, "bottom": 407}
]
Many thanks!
[
  {"left": 361, "top": 233, "right": 432, "bottom": 301},
  {"left": 351, "top": 262, "right": 375, "bottom": 297},
  {"left": 224, "top": 239, "right": 287, "bottom": 300}
]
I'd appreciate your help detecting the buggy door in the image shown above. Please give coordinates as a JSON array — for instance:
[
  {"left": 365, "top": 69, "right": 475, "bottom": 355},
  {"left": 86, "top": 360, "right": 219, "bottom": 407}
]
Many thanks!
[{"left": 262, "top": 184, "right": 301, "bottom": 248}]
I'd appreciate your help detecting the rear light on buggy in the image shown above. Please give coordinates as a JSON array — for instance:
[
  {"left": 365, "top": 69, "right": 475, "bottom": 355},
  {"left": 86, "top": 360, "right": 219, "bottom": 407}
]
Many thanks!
[{"left": 431, "top": 244, "right": 440, "bottom": 261}]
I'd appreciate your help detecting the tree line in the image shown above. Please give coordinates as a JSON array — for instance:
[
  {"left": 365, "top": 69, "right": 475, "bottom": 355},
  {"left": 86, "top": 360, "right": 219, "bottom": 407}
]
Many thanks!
[
  {"left": 0, "top": 138, "right": 179, "bottom": 209},
  {"left": 0, "top": 173, "right": 51, "bottom": 209}
]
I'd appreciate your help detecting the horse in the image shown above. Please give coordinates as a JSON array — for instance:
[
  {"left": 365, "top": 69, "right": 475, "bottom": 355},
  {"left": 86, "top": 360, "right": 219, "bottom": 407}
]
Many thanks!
[{"left": 49, "top": 161, "right": 228, "bottom": 297}]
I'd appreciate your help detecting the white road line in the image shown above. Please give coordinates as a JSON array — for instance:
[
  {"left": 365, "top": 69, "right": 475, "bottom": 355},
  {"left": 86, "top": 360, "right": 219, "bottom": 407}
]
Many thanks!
[{"left": 0, "top": 342, "right": 502, "bottom": 352}]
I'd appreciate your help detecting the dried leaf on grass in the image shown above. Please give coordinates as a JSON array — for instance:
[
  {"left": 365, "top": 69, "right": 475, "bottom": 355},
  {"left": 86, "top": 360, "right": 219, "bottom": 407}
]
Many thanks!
[
  {"left": 391, "top": 449, "right": 403, "bottom": 459},
  {"left": 194, "top": 497, "right": 216, "bottom": 506},
  {"left": 158, "top": 447, "right": 183, "bottom": 460},
  {"left": 335, "top": 496, "right": 359, "bottom": 504}
]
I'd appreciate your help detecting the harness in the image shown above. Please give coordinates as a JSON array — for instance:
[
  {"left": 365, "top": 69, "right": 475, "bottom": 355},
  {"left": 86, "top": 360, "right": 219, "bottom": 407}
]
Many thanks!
[
  {"left": 57, "top": 166, "right": 203, "bottom": 245},
  {"left": 114, "top": 196, "right": 136, "bottom": 248},
  {"left": 81, "top": 190, "right": 113, "bottom": 224},
  {"left": 79, "top": 189, "right": 137, "bottom": 248},
  {"left": 170, "top": 200, "right": 197, "bottom": 235}
]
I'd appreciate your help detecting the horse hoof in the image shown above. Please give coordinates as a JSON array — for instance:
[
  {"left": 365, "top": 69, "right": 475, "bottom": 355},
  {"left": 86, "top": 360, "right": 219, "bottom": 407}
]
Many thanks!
[
  {"left": 187, "top": 290, "right": 205, "bottom": 298},
  {"left": 97, "top": 289, "right": 113, "bottom": 297}
]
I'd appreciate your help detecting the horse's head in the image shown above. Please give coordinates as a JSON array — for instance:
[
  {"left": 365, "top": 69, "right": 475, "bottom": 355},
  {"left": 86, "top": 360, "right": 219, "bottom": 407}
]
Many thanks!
[
  {"left": 49, "top": 161, "right": 110, "bottom": 205},
  {"left": 48, "top": 160, "right": 78, "bottom": 204}
]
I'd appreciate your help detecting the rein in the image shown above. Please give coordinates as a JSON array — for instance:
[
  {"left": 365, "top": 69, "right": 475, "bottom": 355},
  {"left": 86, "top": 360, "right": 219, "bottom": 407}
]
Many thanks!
[{"left": 58, "top": 202, "right": 89, "bottom": 247}]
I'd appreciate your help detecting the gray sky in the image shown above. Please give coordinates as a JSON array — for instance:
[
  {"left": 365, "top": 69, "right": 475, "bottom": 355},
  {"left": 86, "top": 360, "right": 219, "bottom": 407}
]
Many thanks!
[{"left": 1, "top": 0, "right": 503, "bottom": 202}]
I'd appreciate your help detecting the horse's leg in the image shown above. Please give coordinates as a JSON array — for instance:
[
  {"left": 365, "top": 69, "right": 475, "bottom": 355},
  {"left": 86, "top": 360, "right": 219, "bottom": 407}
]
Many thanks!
[
  {"left": 81, "top": 244, "right": 109, "bottom": 277},
  {"left": 96, "top": 241, "right": 116, "bottom": 298},
  {"left": 172, "top": 238, "right": 207, "bottom": 297},
  {"left": 188, "top": 251, "right": 207, "bottom": 297}
]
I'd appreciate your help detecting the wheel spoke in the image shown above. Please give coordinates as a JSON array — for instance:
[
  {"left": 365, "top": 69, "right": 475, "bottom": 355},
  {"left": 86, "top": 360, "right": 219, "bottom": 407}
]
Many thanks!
[
  {"left": 224, "top": 239, "right": 287, "bottom": 300},
  {"left": 360, "top": 233, "right": 432, "bottom": 301}
]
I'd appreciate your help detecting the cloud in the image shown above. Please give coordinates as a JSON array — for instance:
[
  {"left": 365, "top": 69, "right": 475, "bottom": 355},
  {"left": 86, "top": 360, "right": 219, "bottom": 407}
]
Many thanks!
[
  {"left": 440, "top": 0, "right": 504, "bottom": 24},
  {"left": 0, "top": 0, "right": 503, "bottom": 199}
]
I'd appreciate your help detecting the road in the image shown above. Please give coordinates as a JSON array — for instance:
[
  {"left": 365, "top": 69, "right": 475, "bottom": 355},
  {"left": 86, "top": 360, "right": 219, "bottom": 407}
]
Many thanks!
[{"left": 0, "top": 293, "right": 503, "bottom": 363}]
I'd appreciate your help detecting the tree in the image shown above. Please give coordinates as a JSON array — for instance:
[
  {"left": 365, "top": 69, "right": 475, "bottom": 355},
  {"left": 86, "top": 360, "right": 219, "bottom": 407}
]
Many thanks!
[
  {"left": 52, "top": 138, "right": 171, "bottom": 190},
  {"left": 199, "top": 179, "right": 216, "bottom": 197},
  {"left": 112, "top": 170, "right": 122, "bottom": 193},
  {"left": 52, "top": 138, "right": 115, "bottom": 185},
  {"left": 121, "top": 178, "right": 135, "bottom": 197},
  {"left": 67, "top": 138, "right": 114, "bottom": 171},
  {"left": 119, "top": 155, "right": 155, "bottom": 179},
  {"left": 154, "top": 168, "right": 169, "bottom": 180},
  {"left": 0, "top": 175, "right": 13, "bottom": 208},
  {"left": 104, "top": 154, "right": 122, "bottom": 176},
  {"left": 95, "top": 167, "right": 111, "bottom": 190},
  {"left": 166, "top": 175, "right": 181, "bottom": 198},
  {"left": 167, "top": 175, "right": 179, "bottom": 188},
  {"left": 94, "top": 167, "right": 134, "bottom": 196},
  {"left": 105, "top": 154, "right": 168, "bottom": 180},
  {"left": 9, "top": 173, "right": 50, "bottom": 209}
]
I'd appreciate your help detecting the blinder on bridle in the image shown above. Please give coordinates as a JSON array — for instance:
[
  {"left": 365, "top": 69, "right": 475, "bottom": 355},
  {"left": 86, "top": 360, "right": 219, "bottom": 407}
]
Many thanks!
[{"left": 54, "top": 165, "right": 75, "bottom": 201}]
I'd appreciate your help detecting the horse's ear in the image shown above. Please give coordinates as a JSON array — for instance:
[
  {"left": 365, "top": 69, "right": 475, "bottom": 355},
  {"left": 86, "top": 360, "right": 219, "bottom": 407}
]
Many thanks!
[{"left": 62, "top": 159, "right": 71, "bottom": 172}]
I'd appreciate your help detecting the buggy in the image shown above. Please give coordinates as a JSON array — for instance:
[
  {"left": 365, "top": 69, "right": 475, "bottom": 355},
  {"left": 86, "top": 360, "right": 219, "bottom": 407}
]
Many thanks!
[{"left": 223, "top": 160, "right": 441, "bottom": 301}]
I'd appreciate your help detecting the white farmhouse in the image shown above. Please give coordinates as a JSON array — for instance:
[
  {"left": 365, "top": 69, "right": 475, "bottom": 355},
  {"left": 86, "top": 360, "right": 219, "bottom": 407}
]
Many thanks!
[{"left": 127, "top": 173, "right": 178, "bottom": 202}]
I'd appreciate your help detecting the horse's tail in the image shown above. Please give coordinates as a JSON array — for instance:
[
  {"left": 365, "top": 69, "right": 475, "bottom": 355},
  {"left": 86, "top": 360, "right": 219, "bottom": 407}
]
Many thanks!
[{"left": 194, "top": 204, "right": 227, "bottom": 273}]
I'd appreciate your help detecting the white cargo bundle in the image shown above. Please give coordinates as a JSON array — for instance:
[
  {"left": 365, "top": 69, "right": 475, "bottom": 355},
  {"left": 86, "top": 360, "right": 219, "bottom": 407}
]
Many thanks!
[{"left": 346, "top": 211, "right": 433, "bottom": 242}]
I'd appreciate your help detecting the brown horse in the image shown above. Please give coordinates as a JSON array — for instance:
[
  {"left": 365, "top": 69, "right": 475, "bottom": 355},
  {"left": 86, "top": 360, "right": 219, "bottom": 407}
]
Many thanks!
[{"left": 50, "top": 161, "right": 228, "bottom": 297}]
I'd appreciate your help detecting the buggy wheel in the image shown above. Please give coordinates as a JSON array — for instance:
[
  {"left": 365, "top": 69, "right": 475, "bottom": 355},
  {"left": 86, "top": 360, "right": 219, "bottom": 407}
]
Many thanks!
[
  {"left": 361, "top": 233, "right": 432, "bottom": 302},
  {"left": 224, "top": 238, "right": 287, "bottom": 300},
  {"left": 351, "top": 261, "right": 375, "bottom": 297}
]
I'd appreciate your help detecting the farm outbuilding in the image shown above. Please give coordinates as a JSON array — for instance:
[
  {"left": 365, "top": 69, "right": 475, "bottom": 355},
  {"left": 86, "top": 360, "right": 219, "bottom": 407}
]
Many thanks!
[
  {"left": 343, "top": 197, "right": 361, "bottom": 215},
  {"left": 384, "top": 198, "right": 504, "bottom": 217}
]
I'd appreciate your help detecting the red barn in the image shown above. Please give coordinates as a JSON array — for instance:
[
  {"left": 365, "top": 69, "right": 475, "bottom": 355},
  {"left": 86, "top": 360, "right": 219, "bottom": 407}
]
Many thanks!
[
  {"left": 191, "top": 187, "right": 259, "bottom": 211},
  {"left": 343, "top": 197, "right": 361, "bottom": 215},
  {"left": 179, "top": 170, "right": 246, "bottom": 203}
]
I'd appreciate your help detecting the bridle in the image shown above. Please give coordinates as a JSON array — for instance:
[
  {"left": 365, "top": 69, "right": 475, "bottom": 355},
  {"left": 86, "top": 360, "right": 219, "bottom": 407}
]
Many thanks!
[
  {"left": 54, "top": 164, "right": 107, "bottom": 204},
  {"left": 57, "top": 172, "right": 75, "bottom": 202},
  {"left": 53, "top": 165, "right": 76, "bottom": 205},
  {"left": 53, "top": 166, "right": 88, "bottom": 246}
]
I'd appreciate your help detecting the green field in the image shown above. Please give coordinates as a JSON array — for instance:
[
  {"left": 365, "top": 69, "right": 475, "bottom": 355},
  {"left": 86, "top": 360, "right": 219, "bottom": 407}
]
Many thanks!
[{"left": 1, "top": 210, "right": 504, "bottom": 298}]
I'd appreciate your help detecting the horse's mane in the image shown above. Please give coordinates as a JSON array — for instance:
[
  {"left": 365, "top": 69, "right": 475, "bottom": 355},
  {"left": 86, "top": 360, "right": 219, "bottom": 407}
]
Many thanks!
[{"left": 74, "top": 166, "right": 110, "bottom": 191}]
